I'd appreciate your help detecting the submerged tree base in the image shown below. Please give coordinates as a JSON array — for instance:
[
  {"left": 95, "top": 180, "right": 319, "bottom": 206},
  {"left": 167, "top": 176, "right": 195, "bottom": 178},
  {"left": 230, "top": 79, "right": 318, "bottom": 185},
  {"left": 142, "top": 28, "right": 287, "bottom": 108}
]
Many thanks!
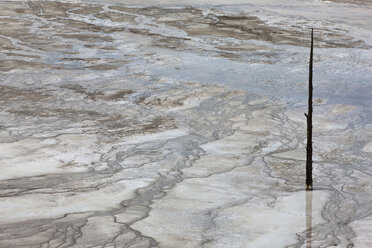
[{"left": 306, "top": 184, "right": 313, "bottom": 191}]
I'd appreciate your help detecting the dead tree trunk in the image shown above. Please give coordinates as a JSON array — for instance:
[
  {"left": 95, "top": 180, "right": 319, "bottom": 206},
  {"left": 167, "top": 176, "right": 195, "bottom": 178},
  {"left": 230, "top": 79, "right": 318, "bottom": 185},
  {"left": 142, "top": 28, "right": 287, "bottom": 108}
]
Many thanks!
[{"left": 305, "top": 28, "right": 313, "bottom": 190}]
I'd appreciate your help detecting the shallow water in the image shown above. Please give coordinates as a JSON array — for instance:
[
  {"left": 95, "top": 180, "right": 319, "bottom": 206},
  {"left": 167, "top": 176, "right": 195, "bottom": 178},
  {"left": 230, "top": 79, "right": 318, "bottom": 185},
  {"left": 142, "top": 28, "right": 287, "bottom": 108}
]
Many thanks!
[{"left": 0, "top": 0, "right": 372, "bottom": 247}]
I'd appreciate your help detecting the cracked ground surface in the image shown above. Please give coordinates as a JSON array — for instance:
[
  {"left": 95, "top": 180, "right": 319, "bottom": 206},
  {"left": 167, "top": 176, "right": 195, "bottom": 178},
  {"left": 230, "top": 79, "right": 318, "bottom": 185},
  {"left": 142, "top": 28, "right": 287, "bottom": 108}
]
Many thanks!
[{"left": 1, "top": 0, "right": 372, "bottom": 247}]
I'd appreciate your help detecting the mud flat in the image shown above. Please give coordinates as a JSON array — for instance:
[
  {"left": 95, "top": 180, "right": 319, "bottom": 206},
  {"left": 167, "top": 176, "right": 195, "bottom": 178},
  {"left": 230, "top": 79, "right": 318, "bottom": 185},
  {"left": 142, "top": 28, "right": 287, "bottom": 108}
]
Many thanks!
[{"left": 1, "top": 0, "right": 372, "bottom": 247}]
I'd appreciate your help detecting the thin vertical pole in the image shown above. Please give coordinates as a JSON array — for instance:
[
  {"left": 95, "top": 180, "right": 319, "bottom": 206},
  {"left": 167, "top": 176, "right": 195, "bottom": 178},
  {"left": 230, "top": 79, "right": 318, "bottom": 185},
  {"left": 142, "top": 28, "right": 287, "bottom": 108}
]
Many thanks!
[{"left": 305, "top": 28, "right": 313, "bottom": 190}]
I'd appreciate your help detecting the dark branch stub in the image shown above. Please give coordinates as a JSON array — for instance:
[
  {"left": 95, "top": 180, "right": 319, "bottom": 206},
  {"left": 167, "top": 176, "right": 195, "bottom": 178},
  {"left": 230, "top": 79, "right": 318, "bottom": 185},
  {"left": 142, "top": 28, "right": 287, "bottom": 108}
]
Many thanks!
[{"left": 306, "top": 28, "right": 314, "bottom": 191}]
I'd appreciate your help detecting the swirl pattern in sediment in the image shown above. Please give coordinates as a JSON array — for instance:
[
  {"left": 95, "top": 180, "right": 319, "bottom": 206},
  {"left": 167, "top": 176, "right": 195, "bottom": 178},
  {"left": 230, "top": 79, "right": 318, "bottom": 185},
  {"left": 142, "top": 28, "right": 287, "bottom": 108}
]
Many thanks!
[{"left": 1, "top": 1, "right": 372, "bottom": 247}]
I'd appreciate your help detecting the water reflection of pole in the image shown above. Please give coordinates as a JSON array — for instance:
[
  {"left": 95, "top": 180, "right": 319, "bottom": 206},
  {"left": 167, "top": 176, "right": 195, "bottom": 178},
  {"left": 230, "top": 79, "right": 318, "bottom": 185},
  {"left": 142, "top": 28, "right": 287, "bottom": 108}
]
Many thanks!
[{"left": 306, "top": 191, "right": 313, "bottom": 248}]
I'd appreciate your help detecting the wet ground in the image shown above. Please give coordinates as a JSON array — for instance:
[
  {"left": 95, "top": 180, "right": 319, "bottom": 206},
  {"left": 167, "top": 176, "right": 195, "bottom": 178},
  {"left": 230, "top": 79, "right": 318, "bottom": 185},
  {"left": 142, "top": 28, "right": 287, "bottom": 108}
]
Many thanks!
[{"left": 0, "top": 0, "right": 372, "bottom": 247}]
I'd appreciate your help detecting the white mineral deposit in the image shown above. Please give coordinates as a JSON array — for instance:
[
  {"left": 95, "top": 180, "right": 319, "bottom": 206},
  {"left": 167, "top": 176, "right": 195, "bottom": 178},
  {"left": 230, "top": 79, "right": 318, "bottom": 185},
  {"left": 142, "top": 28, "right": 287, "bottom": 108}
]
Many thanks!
[{"left": 0, "top": 0, "right": 371, "bottom": 247}]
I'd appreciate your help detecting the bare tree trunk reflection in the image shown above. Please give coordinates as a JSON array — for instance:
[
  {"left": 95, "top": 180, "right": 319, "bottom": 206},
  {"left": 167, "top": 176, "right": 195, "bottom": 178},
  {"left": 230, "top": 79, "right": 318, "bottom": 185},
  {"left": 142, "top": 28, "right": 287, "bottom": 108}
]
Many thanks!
[{"left": 306, "top": 191, "right": 313, "bottom": 248}]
